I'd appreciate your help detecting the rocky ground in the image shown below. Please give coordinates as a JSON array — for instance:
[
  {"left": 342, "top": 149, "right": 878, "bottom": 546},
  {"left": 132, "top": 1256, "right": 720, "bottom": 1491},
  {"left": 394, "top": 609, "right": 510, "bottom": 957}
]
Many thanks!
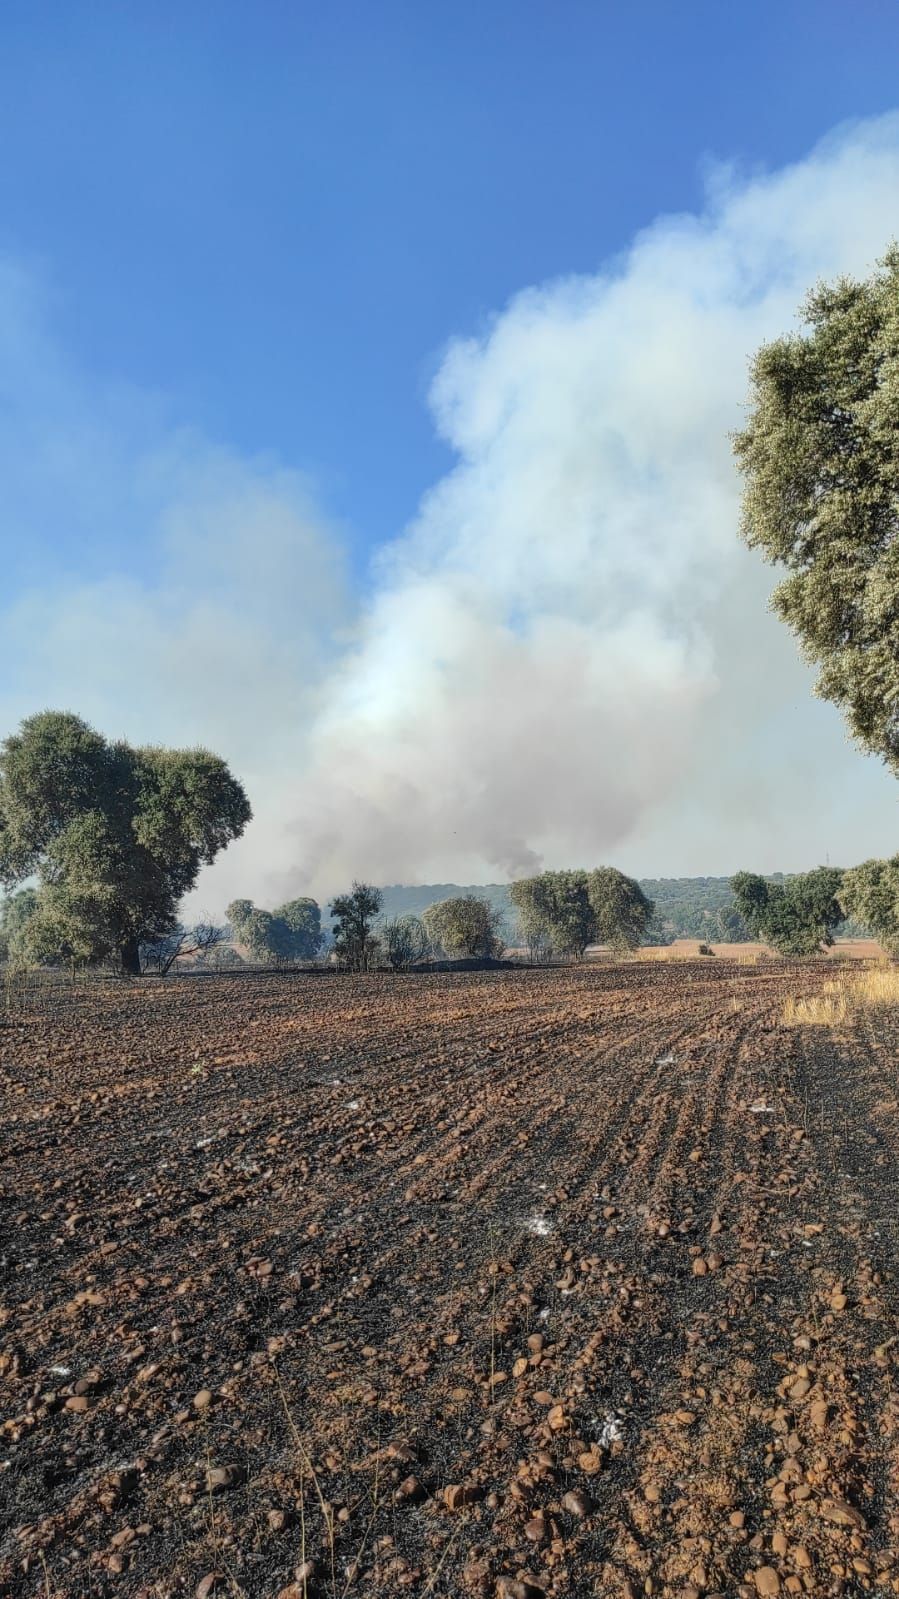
[{"left": 2, "top": 959, "right": 898, "bottom": 1598}]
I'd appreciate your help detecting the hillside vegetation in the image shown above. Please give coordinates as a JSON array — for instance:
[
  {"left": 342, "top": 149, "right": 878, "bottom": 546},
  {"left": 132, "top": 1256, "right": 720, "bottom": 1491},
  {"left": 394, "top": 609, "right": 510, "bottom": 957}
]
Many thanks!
[{"left": 333, "top": 878, "right": 794, "bottom": 946}]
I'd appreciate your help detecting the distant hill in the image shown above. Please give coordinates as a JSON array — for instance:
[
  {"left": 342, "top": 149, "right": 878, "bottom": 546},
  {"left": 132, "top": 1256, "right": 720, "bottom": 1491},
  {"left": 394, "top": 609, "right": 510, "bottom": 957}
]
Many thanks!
[{"left": 323, "top": 878, "right": 771, "bottom": 944}]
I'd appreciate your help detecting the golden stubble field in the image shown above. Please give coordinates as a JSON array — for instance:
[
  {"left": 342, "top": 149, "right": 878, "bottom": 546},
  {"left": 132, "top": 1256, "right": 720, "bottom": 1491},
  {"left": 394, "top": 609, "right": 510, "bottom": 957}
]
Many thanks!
[{"left": 2, "top": 959, "right": 898, "bottom": 1599}]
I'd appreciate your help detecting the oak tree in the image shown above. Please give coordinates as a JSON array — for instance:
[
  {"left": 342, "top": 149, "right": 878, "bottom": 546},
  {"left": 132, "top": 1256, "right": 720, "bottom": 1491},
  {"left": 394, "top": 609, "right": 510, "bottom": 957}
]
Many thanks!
[
  {"left": 0, "top": 711, "right": 251, "bottom": 972},
  {"left": 733, "top": 250, "right": 899, "bottom": 772}
]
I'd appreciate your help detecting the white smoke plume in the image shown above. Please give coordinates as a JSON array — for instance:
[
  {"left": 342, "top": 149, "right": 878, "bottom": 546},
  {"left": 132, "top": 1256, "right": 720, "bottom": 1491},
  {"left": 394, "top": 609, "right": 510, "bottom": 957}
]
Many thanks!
[{"left": 279, "top": 115, "right": 899, "bottom": 897}]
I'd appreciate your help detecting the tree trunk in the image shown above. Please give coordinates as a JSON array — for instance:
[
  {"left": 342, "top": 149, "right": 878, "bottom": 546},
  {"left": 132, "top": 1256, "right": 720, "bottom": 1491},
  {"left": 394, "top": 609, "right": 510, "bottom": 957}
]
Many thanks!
[{"left": 121, "top": 937, "right": 141, "bottom": 976}]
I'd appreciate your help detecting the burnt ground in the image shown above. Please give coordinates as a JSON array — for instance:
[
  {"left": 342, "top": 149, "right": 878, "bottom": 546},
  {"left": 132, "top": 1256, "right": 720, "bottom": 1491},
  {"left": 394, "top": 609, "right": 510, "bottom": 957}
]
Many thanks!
[{"left": 1, "top": 960, "right": 899, "bottom": 1599}]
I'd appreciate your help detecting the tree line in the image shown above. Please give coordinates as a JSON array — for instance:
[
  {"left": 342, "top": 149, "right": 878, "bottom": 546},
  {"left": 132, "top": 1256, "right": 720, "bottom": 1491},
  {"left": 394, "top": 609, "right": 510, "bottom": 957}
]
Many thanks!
[
  {"left": 1, "top": 711, "right": 897, "bottom": 972},
  {"left": 731, "top": 863, "right": 899, "bottom": 959},
  {"left": 234, "top": 870, "right": 649, "bottom": 971}
]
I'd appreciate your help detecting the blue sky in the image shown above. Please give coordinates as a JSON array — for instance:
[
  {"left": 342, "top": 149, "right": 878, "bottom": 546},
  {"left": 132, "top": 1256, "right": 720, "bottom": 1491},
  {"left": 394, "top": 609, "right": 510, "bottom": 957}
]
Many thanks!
[
  {"left": 3, "top": 1, "right": 899, "bottom": 569},
  {"left": 1, "top": 5, "right": 898, "bottom": 902}
]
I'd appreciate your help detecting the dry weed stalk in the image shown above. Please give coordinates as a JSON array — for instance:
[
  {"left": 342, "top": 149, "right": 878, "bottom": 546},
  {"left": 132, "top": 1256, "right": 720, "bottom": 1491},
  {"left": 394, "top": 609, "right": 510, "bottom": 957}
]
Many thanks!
[
  {"left": 203, "top": 1429, "right": 246, "bottom": 1598},
  {"left": 487, "top": 1221, "right": 498, "bottom": 1397},
  {"left": 421, "top": 1529, "right": 462, "bottom": 1595},
  {"left": 339, "top": 1404, "right": 383, "bottom": 1599},
  {"left": 272, "top": 1362, "right": 337, "bottom": 1598}
]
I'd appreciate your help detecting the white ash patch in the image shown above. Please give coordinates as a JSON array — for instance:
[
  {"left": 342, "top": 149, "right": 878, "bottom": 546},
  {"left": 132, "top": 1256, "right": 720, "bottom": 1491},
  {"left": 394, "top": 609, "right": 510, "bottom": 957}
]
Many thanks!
[
  {"left": 526, "top": 1214, "right": 553, "bottom": 1237},
  {"left": 594, "top": 1412, "right": 625, "bottom": 1447}
]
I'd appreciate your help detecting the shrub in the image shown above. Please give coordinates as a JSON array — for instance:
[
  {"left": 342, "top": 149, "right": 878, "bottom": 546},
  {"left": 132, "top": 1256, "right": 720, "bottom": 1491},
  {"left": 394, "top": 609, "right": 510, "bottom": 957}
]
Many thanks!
[{"left": 422, "top": 895, "right": 504, "bottom": 959}]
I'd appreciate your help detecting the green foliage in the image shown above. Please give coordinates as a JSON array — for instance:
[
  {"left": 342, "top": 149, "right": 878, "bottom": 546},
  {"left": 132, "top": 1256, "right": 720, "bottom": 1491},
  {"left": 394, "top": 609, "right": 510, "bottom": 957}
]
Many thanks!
[
  {"left": 840, "top": 856, "right": 899, "bottom": 957},
  {"left": 0, "top": 711, "right": 251, "bottom": 972},
  {"left": 730, "top": 872, "right": 771, "bottom": 931},
  {"left": 510, "top": 871, "right": 594, "bottom": 958},
  {"left": 510, "top": 867, "right": 653, "bottom": 956},
  {"left": 245, "top": 909, "right": 291, "bottom": 964},
  {"left": 638, "top": 878, "right": 757, "bottom": 942},
  {"left": 0, "top": 887, "right": 38, "bottom": 966},
  {"left": 422, "top": 894, "right": 505, "bottom": 959},
  {"left": 225, "top": 898, "right": 254, "bottom": 930},
  {"left": 733, "top": 249, "right": 899, "bottom": 773},
  {"left": 368, "top": 879, "right": 761, "bottom": 945},
  {"left": 273, "top": 898, "right": 325, "bottom": 960},
  {"left": 586, "top": 867, "right": 653, "bottom": 952},
  {"left": 731, "top": 868, "right": 844, "bottom": 956},
  {"left": 226, "top": 897, "right": 323, "bottom": 965},
  {"left": 329, "top": 881, "right": 383, "bottom": 970},
  {"left": 380, "top": 914, "right": 428, "bottom": 971},
  {"left": 714, "top": 905, "right": 751, "bottom": 943}
]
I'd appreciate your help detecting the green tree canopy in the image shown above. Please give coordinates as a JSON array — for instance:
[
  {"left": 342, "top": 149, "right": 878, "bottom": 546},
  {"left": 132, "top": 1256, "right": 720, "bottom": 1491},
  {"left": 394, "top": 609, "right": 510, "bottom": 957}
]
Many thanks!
[
  {"left": 227, "top": 896, "right": 324, "bottom": 965},
  {"left": 510, "top": 871, "right": 594, "bottom": 958},
  {"left": 839, "top": 856, "right": 899, "bottom": 957},
  {"left": 733, "top": 249, "right": 899, "bottom": 772},
  {"left": 0, "top": 711, "right": 251, "bottom": 972},
  {"left": 586, "top": 867, "right": 653, "bottom": 952},
  {"left": 422, "top": 894, "right": 505, "bottom": 959},
  {"left": 329, "top": 881, "right": 383, "bottom": 970},
  {"left": 510, "top": 867, "right": 653, "bottom": 956},
  {"left": 274, "top": 898, "right": 325, "bottom": 959},
  {"left": 731, "top": 868, "right": 844, "bottom": 956}
]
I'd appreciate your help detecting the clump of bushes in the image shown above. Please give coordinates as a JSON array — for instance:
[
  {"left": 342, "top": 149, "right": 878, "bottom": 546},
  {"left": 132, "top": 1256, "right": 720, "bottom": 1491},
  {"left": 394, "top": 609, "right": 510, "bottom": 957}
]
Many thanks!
[{"left": 226, "top": 897, "right": 324, "bottom": 966}]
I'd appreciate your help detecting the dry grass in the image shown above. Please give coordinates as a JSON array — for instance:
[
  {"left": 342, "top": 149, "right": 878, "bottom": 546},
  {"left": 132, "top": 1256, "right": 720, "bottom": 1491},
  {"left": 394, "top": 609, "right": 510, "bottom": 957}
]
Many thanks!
[
  {"left": 852, "top": 962, "right": 899, "bottom": 1008},
  {"left": 634, "top": 946, "right": 698, "bottom": 963},
  {"left": 782, "top": 962, "right": 899, "bottom": 1026},
  {"left": 635, "top": 941, "right": 771, "bottom": 964},
  {"left": 782, "top": 984, "right": 849, "bottom": 1027}
]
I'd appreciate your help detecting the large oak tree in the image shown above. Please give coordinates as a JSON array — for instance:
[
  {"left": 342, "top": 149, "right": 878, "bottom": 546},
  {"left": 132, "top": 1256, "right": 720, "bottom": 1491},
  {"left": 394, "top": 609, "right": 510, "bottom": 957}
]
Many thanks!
[
  {"left": 0, "top": 711, "right": 251, "bottom": 972},
  {"left": 733, "top": 249, "right": 899, "bottom": 772}
]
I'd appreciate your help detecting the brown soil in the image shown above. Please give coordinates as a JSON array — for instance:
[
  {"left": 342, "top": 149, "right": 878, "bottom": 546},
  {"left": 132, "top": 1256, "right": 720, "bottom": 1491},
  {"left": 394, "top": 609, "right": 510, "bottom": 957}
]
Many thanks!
[{"left": 2, "top": 960, "right": 898, "bottom": 1598}]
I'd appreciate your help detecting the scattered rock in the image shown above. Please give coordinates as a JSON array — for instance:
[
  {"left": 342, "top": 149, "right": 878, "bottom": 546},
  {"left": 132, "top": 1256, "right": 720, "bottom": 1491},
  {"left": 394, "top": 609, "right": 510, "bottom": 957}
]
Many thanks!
[
  {"left": 205, "top": 1464, "right": 243, "bottom": 1494},
  {"left": 444, "top": 1482, "right": 483, "bottom": 1510},
  {"left": 395, "top": 1474, "right": 426, "bottom": 1503},
  {"left": 562, "top": 1489, "right": 592, "bottom": 1517},
  {"left": 752, "top": 1567, "right": 780, "bottom": 1596},
  {"left": 819, "top": 1496, "right": 866, "bottom": 1530}
]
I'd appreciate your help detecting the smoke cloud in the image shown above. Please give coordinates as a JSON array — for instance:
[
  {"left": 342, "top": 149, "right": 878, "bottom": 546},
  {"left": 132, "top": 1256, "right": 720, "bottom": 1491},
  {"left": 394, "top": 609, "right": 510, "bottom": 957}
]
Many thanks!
[{"left": 280, "top": 115, "right": 899, "bottom": 896}]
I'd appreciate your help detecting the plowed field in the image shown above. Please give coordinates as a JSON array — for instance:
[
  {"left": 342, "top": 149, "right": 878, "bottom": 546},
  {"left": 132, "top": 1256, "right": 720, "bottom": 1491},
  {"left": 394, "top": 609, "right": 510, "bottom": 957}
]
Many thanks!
[{"left": 2, "top": 960, "right": 899, "bottom": 1599}]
